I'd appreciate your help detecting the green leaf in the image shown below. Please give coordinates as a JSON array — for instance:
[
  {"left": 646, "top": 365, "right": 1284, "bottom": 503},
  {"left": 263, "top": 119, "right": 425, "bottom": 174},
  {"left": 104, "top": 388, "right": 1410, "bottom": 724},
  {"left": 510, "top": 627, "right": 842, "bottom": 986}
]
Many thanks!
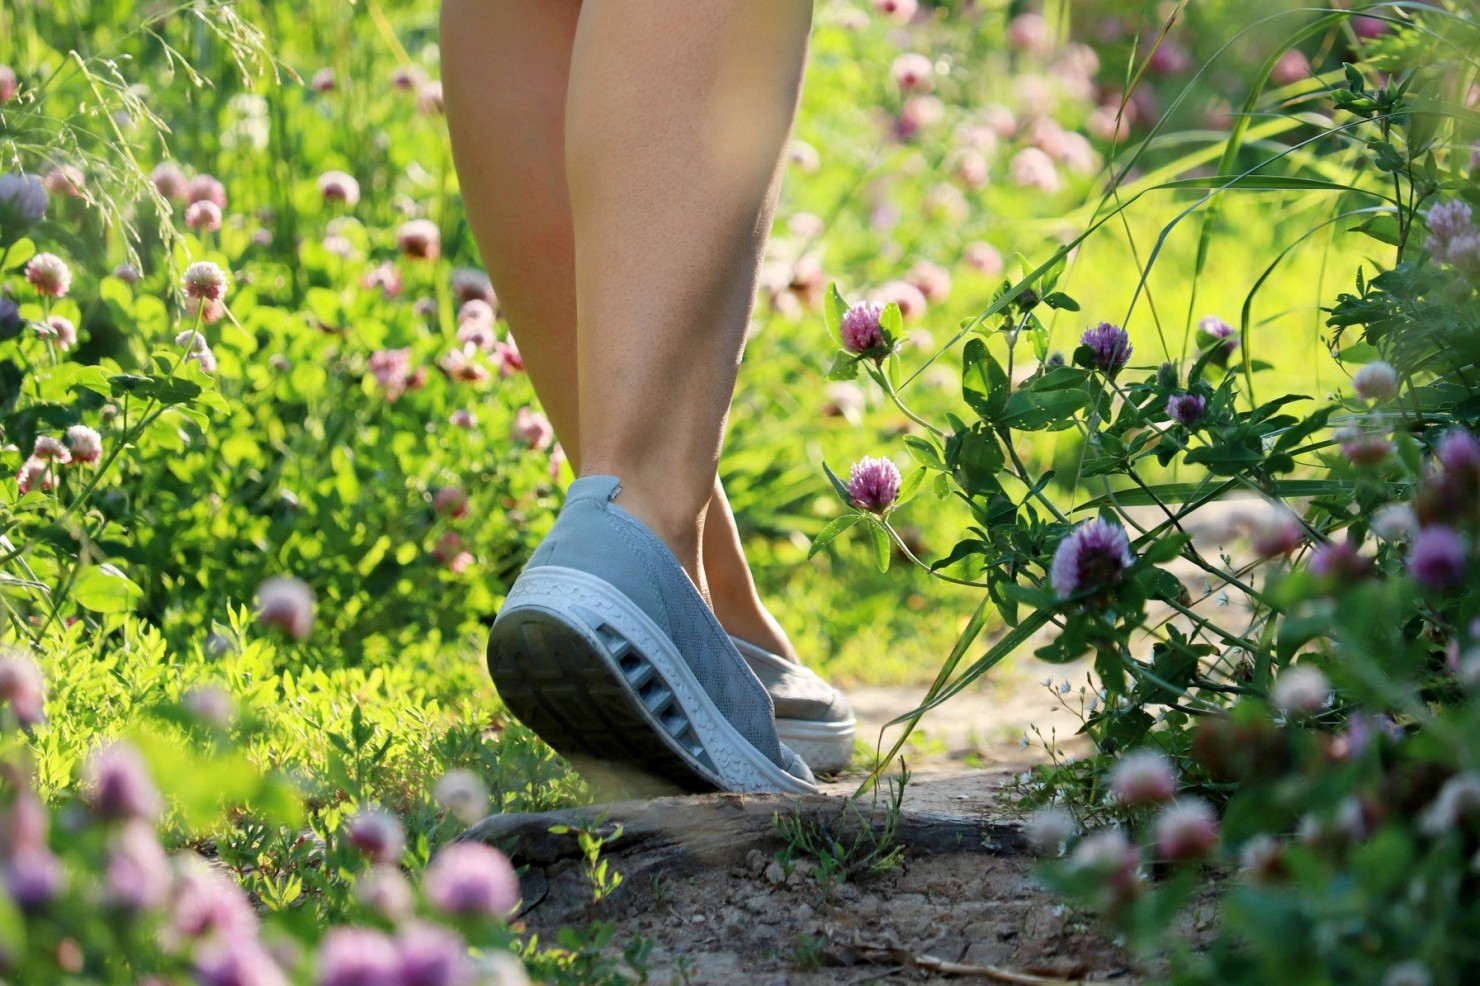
[
  {"left": 1032, "top": 366, "right": 1090, "bottom": 391},
  {"left": 1075, "top": 479, "right": 1365, "bottom": 509},
  {"left": 1349, "top": 214, "right": 1401, "bottom": 246},
  {"left": 879, "top": 302, "right": 903, "bottom": 346},
  {"left": 290, "top": 361, "right": 328, "bottom": 400},
  {"left": 821, "top": 461, "right": 853, "bottom": 506},
  {"left": 858, "top": 595, "right": 994, "bottom": 795},
  {"left": 71, "top": 564, "right": 144, "bottom": 614},
  {"left": 305, "top": 286, "right": 343, "bottom": 327},
  {"left": 1272, "top": 407, "right": 1335, "bottom": 453},
  {"left": 1139, "top": 534, "right": 1191, "bottom": 565},
  {"left": 3, "top": 238, "right": 36, "bottom": 272},
  {"left": 902, "top": 435, "right": 943, "bottom": 469},
  {"left": 1183, "top": 441, "right": 1264, "bottom": 475},
  {"left": 1155, "top": 175, "right": 1366, "bottom": 193},
  {"left": 824, "top": 283, "right": 847, "bottom": 345},
  {"left": 109, "top": 373, "right": 152, "bottom": 395},
  {"left": 68, "top": 365, "right": 114, "bottom": 399},
  {"left": 961, "top": 338, "right": 1008, "bottom": 422},
  {"left": 895, "top": 466, "right": 926, "bottom": 508},
  {"left": 99, "top": 274, "right": 135, "bottom": 314},
  {"left": 825, "top": 350, "right": 861, "bottom": 381},
  {"left": 867, "top": 521, "right": 890, "bottom": 572},
  {"left": 1042, "top": 291, "right": 1080, "bottom": 312},
  {"left": 955, "top": 429, "right": 1005, "bottom": 494},
  {"left": 999, "top": 388, "right": 1089, "bottom": 431},
  {"left": 109, "top": 373, "right": 202, "bottom": 405},
  {"left": 808, "top": 514, "right": 861, "bottom": 559}
]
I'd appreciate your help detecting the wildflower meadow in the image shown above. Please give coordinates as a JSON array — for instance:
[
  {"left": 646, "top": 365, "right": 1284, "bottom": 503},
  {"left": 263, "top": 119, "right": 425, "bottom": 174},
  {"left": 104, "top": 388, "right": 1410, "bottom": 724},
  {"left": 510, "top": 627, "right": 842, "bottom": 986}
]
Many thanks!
[{"left": 1, "top": 0, "right": 1479, "bottom": 983}]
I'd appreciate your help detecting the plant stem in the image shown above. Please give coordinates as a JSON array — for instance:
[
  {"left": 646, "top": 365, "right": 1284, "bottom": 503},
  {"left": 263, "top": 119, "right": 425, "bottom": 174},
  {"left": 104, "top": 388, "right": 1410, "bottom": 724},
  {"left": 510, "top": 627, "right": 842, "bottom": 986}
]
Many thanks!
[
  {"left": 870, "top": 363, "right": 946, "bottom": 439},
  {"left": 880, "top": 519, "right": 993, "bottom": 589},
  {"left": 996, "top": 426, "right": 1070, "bottom": 525}
]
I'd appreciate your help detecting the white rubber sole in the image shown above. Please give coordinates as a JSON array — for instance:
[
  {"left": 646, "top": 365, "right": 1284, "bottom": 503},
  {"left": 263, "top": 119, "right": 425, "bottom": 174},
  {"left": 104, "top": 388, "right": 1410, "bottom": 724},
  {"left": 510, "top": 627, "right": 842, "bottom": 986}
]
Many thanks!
[
  {"left": 776, "top": 718, "right": 856, "bottom": 775},
  {"left": 490, "top": 566, "right": 817, "bottom": 796}
]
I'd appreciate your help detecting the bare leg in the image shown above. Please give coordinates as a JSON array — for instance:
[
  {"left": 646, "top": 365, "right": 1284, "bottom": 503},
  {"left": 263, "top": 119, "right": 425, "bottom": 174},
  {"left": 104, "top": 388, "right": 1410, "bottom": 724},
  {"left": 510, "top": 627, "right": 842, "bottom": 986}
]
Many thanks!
[
  {"left": 440, "top": 0, "right": 583, "bottom": 446},
  {"left": 441, "top": 0, "right": 808, "bottom": 660},
  {"left": 703, "top": 481, "right": 799, "bottom": 661},
  {"left": 566, "top": 0, "right": 813, "bottom": 593}
]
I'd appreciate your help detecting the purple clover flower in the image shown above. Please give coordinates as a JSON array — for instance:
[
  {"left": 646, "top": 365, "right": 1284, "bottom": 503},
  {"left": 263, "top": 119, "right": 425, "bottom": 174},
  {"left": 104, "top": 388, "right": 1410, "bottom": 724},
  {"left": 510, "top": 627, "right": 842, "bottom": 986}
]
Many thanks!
[
  {"left": 423, "top": 843, "right": 520, "bottom": 919},
  {"left": 1409, "top": 525, "right": 1466, "bottom": 591},
  {"left": 1079, "top": 322, "right": 1132, "bottom": 377},
  {"left": 0, "top": 173, "right": 47, "bottom": 227},
  {"left": 83, "top": 742, "right": 162, "bottom": 822},
  {"left": 1109, "top": 749, "right": 1176, "bottom": 806},
  {"left": 1425, "top": 201, "right": 1480, "bottom": 278},
  {"left": 1051, "top": 518, "right": 1135, "bottom": 600},
  {"left": 3, "top": 848, "right": 64, "bottom": 910},
  {"left": 1166, "top": 392, "right": 1205, "bottom": 428},
  {"left": 317, "top": 927, "right": 400, "bottom": 986},
  {"left": 256, "top": 576, "right": 315, "bottom": 641},
  {"left": 0, "top": 298, "right": 22, "bottom": 339},
  {"left": 1425, "top": 200, "right": 1475, "bottom": 263},
  {"left": 106, "top": 820, "right": 171, "bottom": 912},
  {"left": 345, "top": 808, "right": 404, "bottom": 866},
  {"left": 356, "top": 865, "right": 414, "bottom": 922},
  {"left": 839, "top": 301, "right": 885, "bottom": 355},
  {"left": 1337, "top": 427, "right": 1392, "bottom": 467},
  {"left": 194, "top": 937, "right": 290, "bottom": 986},
  {"left": 1437, "top": 428, "right": 1480, "bottom": 475},
  {"left": 1309, "top": 540, "right": 1373, "bottom": 584},
  {"left": 3, "top": 791, "right": 48, "bottom": 853},
  {"left": 396, "top": 924, "right": 473, "bottom": 986},
  {"left": 1068, "top": 828, "right": 1143, "bottom": 907},
  {"left": 433, "top": 770, "right": 488, "bottom": 826},
  {"left": 1352, "top": 362, "right": 1398, "bottom": 402},
  {"left": 0, "top": 652, "right": 46, "bottom": 727},
  {"left": 1270, "top": 666, "right": 1331, "bottom": 717},
  {"left": 846, "top": 456, "right": 901, "bottom": 513},
  {"left": 1153, "top": 798, "right": 1220, "bottom": 862},
  {"left": 23, "top": 252, "right": 69, "bottom": 298},
  {"left": 1197, "top": 316, "right": 1239, "bottom": 367},
  {"left": 170, "top": 859, "right": 260, "bottom": 944},
  {"left": 1024, "top": 808, "right": 1076, "bottom": 853}
]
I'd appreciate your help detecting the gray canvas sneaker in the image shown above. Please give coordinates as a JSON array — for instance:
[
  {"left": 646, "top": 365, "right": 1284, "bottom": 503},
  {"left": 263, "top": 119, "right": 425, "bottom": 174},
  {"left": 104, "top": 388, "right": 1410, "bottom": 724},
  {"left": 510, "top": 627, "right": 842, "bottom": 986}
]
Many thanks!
[
  {"left": 486, "top": 476, "right": 817, "bottom": 794},
  {"left": 730, "top": 637, "right": 856, "bottom": 775}
]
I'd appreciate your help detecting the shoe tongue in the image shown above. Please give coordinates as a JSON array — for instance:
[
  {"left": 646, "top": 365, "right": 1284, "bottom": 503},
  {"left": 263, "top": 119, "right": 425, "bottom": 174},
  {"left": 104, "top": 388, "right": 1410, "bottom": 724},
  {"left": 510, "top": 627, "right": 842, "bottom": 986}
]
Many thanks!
[{"left": 567, "top": 475, "right": 622, "bottom": 503}]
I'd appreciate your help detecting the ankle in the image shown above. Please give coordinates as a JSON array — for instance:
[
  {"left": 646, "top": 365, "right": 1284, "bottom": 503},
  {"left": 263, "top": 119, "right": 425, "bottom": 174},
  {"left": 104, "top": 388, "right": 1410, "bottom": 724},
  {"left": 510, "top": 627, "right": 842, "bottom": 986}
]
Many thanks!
[
  {"left": 714, "top": 598, "right": 798, "bottom": 664},
  {"left": 606, "top": 485, "right": 704, "bottom": 586}
]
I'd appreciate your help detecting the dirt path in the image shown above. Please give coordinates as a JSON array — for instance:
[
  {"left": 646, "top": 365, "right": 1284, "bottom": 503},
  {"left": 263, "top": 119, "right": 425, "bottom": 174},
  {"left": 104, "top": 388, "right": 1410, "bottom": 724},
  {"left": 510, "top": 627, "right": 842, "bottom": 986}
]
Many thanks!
[{"left": 480, "top": 678, "right": 1137, "bottom": 985}]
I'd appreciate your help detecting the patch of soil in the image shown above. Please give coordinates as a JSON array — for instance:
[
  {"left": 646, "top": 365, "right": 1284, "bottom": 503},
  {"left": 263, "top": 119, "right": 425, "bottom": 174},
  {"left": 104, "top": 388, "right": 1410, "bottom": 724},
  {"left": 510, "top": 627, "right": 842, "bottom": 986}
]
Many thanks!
[
  {"left": 477, "top": 643, "right": 1235, "bottom": 984},
  {"left": 560, "top": 847, "right": 1128, "bottom": 984},
  {"left": 467, "top": 683, "right": 1136, "bottom": 983},
  {"left": 473, "top": 762, "right": 1138, "bottom": 984}
]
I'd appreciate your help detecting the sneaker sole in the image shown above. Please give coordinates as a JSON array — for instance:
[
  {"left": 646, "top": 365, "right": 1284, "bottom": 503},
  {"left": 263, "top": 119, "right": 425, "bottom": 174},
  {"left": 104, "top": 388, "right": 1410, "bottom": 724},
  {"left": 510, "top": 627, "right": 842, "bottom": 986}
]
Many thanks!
[
  {"left": 775, "top": 718, "right": 855, "bottom": 776},
  {"left": 487, "top": 566, "right": 817, "bottom": 795}
]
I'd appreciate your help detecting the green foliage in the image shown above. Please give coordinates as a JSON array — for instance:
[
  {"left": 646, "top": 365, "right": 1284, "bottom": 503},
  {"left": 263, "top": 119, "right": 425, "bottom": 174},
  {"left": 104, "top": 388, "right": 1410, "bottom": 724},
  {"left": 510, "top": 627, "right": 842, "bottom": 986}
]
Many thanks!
[{"left": 811, "top": 3, "right": 1480, "bottom": 983}]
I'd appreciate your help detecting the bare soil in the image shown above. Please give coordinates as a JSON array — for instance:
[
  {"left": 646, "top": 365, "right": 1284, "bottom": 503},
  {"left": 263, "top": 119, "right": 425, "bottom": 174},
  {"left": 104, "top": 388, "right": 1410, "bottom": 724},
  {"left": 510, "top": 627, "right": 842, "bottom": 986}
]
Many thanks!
[{"left": 479, "top": 682, "right": 1141, "bottom": 985}]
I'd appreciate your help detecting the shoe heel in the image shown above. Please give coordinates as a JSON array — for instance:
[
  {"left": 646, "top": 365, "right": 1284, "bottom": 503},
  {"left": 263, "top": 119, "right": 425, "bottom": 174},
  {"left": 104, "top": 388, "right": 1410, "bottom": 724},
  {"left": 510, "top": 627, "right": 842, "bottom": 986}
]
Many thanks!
[
  {"left": 489, "top": 566, "right": 817, "bottom": 795},
  {"left": 488, "top": 572, "right": 720, "bottom": 791}
]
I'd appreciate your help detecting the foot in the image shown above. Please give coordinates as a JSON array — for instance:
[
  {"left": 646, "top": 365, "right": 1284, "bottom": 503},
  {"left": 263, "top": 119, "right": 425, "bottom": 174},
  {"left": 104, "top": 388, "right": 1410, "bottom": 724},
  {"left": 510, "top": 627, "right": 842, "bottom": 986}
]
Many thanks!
[
  {"left": 710, "top": 591, "right": 800, "bottom": 664},
  {"left": 486, "top": 476, "right": 816, "bottom": 794},
  {"left": 709, "top": 564, "right": 856, "bottom": 774},
  {"left": 729, "top": 636, "right": 856, "bottom": 775}
]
